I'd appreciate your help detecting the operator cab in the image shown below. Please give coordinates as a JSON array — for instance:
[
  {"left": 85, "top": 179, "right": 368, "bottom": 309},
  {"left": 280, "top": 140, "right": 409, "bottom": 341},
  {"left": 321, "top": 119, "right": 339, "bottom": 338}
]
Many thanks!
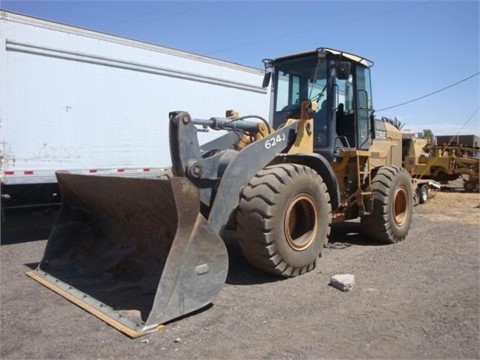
[{"left": 264, "top": 48, "right": 374, "bottom": 159}]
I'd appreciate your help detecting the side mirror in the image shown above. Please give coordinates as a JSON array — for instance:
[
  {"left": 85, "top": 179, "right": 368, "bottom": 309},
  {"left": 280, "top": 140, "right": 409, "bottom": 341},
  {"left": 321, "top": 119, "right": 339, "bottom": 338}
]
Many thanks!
[
  {"left": 262, "top": 72, "right": 272, "bottom": 88},
  {"left": 336, "top": 61, "right": 351, "bottom": 80},
  {"left": 262, "top": 59, "right": 274, "bottom": 88}
]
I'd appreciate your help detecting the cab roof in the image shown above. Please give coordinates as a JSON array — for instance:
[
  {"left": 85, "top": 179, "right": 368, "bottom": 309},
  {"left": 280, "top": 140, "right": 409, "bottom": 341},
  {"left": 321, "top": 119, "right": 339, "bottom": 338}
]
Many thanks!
[{"left": 272, "top": 47, "right": 374, "bottom": 68}]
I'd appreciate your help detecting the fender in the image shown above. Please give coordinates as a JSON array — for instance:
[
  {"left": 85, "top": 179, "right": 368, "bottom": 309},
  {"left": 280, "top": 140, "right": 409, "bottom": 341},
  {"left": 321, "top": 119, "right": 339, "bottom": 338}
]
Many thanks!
[{"left": 274, "top": 153, "right": 340, "bottom": 211}]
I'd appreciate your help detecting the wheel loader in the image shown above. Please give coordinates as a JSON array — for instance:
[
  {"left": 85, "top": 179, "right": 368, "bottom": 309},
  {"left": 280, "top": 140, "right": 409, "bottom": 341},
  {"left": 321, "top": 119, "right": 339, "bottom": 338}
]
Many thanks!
[{"left": 27, "top": 48, "right": 413, "bottom": 337}]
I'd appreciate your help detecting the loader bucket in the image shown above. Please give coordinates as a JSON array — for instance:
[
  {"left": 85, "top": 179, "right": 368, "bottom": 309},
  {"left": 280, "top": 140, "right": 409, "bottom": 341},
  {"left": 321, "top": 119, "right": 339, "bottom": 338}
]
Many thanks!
[{"left": 26, "top": 172, "right": 228, "bottom": 338}]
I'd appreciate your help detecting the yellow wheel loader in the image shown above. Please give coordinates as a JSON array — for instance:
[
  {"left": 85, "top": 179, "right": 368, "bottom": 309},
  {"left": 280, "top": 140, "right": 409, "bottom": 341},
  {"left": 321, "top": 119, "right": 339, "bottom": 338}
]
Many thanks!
[{"left": 28, "top": 48, "right": 413, "bottom": 337}]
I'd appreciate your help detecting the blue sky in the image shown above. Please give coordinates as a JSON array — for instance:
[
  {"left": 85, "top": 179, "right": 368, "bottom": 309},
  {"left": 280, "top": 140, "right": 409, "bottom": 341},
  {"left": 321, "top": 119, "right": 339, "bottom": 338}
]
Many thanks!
[{"left": 2, "top": 0, "right": 479, "bottom": 136}]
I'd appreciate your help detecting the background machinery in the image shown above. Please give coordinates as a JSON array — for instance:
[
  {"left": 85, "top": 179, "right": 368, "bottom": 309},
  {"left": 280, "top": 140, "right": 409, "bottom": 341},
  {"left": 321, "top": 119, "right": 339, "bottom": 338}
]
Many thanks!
[
  {"left": 28, "top": 48, "right": 414, "bottom": 337},
  {"left": 403, "top": 135, "right": 480, "bottom": 194}
]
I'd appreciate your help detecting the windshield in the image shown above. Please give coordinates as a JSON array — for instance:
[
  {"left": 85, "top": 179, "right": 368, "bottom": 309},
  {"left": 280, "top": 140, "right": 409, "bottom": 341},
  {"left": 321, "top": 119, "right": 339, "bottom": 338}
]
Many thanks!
[{"left": 272, "top": 54, "right": 328, "bottom": 127}]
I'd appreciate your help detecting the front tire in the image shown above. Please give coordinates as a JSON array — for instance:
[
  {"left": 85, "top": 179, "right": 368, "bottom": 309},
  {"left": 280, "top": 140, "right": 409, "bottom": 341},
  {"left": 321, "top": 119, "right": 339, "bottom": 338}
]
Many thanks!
[
  {"left": 361, "top": 166, "right": 413, "bottom": 244},
  {"left": 236, "top": 164, "right": 332, "bottom": 277}
]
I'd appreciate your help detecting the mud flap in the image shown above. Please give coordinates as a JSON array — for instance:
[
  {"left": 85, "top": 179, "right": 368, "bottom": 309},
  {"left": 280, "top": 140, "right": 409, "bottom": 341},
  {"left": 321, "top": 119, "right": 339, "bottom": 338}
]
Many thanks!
[{"left": 26, "top": 172, "right": 228, "bottom": 337}]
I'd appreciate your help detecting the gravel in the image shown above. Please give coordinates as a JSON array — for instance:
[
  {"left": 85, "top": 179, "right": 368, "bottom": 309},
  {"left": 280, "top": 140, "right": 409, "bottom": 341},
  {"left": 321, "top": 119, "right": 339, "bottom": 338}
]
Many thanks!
[{"left": 1, "top": 188, "right": 479, "bottom": 359}]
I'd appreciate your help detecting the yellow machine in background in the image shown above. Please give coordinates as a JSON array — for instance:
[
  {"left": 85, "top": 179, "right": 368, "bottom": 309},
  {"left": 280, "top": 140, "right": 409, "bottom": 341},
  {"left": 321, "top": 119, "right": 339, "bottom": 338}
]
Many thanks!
[{"left": 403, "top": 135, "right": 479, "bottom": 193}]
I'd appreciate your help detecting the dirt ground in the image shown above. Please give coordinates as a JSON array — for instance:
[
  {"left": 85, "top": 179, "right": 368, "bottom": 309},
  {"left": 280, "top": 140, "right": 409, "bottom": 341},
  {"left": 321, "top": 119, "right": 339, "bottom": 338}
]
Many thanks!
[{"left": 1, "top": 185, "right": 479, "bottom": 359}]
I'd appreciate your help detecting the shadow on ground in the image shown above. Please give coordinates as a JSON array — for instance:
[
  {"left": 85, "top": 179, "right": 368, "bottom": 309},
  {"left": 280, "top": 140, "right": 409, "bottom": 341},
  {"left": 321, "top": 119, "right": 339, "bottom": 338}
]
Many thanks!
[
  {"left": 222, "top": 221, "right": 384, "bottom": 286},
  {"left": 328, "top": 221, "right": 384, "bottom": 247},
  {"left": 1, "top": 207, "right": 59, "bottom": 245}
]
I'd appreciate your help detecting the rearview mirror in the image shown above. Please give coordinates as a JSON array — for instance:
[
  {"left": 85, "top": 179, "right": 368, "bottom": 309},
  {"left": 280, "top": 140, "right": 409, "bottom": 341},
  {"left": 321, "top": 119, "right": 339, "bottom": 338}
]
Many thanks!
[
  {"left": 336, "top": 61, "right": 351, "bottom": 80},
  {"left": 262, "top": 72, "right": 272, "bottom": 88}
]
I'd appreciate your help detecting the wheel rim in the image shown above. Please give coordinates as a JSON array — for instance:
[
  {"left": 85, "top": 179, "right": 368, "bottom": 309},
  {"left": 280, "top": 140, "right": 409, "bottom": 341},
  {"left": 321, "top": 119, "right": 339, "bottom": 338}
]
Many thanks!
[
  {"left": 284, "top": 194, "right": 318, "bottom": 251},
  {"left": 393, "top": 186, "right": 408, "bottom": 226}
]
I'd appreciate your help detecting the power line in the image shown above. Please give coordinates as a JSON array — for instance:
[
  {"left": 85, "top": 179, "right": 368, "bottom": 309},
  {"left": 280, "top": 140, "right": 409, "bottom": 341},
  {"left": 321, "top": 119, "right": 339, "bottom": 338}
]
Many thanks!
[
  {"left": 457, "top": 106, "right": 480, "bottom": 134},
  {"left": 377, "top": 72, "right": 480, "bottom": 112}
]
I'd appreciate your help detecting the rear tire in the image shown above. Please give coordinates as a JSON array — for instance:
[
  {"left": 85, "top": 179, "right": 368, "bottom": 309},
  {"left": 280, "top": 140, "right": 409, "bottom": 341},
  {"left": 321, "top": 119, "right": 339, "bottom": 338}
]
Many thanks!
[
  {"left": 361, "top": 166, "right": 413, "bottom": 244},
  {"left": 236, "top": 164, "right": 332, "bottom": 277}
]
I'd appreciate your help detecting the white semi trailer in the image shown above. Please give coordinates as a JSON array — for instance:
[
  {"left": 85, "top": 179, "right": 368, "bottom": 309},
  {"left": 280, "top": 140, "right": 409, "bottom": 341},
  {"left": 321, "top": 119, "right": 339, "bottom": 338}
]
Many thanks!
[{"left": 0, "top": 10, "right": 270, "bottom": 208}]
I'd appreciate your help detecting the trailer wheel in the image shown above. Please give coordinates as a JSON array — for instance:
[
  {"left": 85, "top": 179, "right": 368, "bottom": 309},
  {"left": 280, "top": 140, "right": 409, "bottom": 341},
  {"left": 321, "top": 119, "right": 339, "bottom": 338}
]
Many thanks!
[
  {"left": 464, "top": 181, "right": 477, "bottom": 193},
  {"left": 361, "top": 166, "right": 413, "bottom": 244},
  {"left": 418, "top": 184, "right": 428, "bottom": 204},
  {"left": 236, "top": 164, "right": 332, "bottom": 277}
]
